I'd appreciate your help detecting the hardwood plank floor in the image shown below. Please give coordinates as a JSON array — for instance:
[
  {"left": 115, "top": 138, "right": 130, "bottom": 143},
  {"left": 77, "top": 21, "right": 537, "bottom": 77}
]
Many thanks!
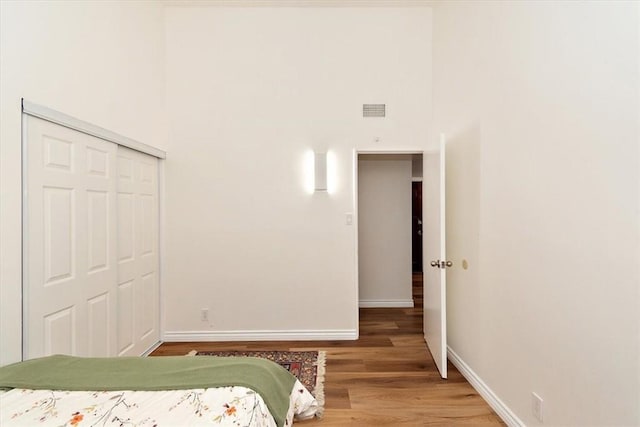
[{"left": 151, "top": 274, "right": 504, "bottom": 426}]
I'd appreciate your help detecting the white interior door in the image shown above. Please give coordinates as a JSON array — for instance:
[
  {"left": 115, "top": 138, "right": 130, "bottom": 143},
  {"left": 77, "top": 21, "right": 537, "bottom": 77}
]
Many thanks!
[
  {"left": 116, "top": 146, "right": 160, "bottom": 356},
  {"left": 423, "top": 134, "right": 447, "bottom": 378},
  {"left": 24, "top": 116, "right": 118, "bottom": 358}
]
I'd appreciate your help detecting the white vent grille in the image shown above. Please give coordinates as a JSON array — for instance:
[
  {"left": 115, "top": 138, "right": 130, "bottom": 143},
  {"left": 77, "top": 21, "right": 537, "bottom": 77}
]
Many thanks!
[{"left": 363, "top": 104, "right": 385, "bottom": 117}]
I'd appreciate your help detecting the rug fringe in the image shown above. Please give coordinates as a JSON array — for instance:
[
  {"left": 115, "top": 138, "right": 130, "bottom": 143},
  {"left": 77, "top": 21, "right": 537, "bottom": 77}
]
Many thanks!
[{"left": 313, "top": 351, "right": 326, "bottom": 418}]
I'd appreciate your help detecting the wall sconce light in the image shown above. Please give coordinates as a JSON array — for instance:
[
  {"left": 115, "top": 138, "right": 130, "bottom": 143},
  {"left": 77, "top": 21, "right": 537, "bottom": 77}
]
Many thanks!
[{"left": 314, "top": 152, "right": 327, "bottom": 192}]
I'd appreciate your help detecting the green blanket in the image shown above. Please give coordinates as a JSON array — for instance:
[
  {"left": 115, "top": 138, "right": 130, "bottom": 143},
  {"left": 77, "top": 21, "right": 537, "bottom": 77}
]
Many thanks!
[{"left": 0, "top": 355, "right": 297, "bottom": 427}]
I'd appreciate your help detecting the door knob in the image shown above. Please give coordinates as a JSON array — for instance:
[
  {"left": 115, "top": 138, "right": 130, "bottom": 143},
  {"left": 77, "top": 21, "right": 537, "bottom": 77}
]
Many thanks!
[{"left": 430, "top": 260, "right": 452, "bottom": 269}]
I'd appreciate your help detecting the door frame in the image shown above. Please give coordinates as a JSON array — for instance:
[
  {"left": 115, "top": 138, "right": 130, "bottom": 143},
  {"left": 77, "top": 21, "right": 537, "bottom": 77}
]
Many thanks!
[{"left": 352, "top": 148, "right": 431, "bottom": 338}]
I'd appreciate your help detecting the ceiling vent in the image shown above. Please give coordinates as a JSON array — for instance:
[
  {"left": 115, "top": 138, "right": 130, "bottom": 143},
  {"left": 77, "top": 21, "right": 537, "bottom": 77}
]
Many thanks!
[{"left": 363, "top": 104, "right": 386, "bottom": 117}]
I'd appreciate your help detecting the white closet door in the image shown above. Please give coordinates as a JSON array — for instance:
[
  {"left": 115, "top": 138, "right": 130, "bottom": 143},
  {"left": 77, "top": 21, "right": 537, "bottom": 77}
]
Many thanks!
[
  {"left": 24, "top": 116, "right": 118, "bottom": 359},
  {"left": 116, "top": 146, "right": 160, "bottom": 356}
]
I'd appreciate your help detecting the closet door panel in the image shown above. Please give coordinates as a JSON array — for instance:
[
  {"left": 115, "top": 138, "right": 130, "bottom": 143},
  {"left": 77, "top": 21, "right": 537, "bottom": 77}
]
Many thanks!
[
  {"left": 117, "top": 280, "right": 135, "bottom": 354},
  {"left": 116, "top": 146, "right": 159, "bottom": 357},
  {"left": 87, "top": 292, "right": 110, "bottom": 356},
  {"left": 24, "top": 117, "right": 118, "bottom": 359}
]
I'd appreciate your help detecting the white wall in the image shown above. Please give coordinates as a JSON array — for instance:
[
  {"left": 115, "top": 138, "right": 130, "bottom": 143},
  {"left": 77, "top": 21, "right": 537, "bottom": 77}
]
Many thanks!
[
  {"left": 0, "top": 1, "right": 167, "bottom": 366},
  {"left": 163, "top": 6, "right": 432, "bottom": 338},
  {"left": 358, "top": 155, "right": 412, "bottom": 307},
  {"left": 434, "top": 1, "right": 640, "bottom": 425}
]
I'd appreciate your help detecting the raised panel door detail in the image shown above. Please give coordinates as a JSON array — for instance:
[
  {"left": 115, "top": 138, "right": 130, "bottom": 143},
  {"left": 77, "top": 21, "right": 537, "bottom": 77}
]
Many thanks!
[
  {"left": 117, "top": 193, "right": 135, "bottom": 262},
  {"left": 44, "top": 306, "right": 76, "bottom": 355},
  {"left": 87, "top": 293, "right": 110, "bottom": 356},
  {"left": 44, "top": 135, "right": 73, "bottom": 172},
  {"left": 140, "top": 161, "right": 154, "bottom": 184},
  {"left": 140, "top": 272, "right": 155, "bottom": 339},
  {"left": 118, "top": 156, "right": 133, "bottom": 181},
  {"left": 87, "top": 147, "right": 109, "bottom": 177},
  {"left": 87, "top": 190, "right": 109, "bottom": 273},
  {"left": 117, "top": 280, "right": 134, "bottom": 355},
  {"left": 140, "top": 194, "right": 154, "bottom": 256},
  {"left": 44, "top": 187, "right": 74, "bottom": 285}
]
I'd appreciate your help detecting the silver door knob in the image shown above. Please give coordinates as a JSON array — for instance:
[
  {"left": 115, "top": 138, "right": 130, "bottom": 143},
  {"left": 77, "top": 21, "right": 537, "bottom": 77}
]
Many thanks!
[
  {"left": 445, "top": 261, "right": 453, "bottom": 267},
  {"left": 430, "top": 260, "right": 440, "bottom": 268}
]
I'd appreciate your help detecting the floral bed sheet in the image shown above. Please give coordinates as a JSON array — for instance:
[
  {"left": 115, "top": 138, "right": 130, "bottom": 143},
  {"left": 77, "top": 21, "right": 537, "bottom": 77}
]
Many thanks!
[{"left": 0, "top": 379, "right": 317, "bottom": 427}]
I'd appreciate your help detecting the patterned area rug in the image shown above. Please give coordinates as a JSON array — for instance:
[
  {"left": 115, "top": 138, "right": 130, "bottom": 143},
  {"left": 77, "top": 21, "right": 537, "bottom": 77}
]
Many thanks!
[{"left": 192, "top": 350, "right": 325, "bottom": 415}]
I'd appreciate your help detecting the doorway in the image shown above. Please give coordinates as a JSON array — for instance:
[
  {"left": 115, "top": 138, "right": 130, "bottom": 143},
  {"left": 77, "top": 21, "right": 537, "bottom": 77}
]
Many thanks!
[
  {"left": 356, "top": 152, "right": 423, "bottom": 313},
  {"left": 353, "top": 144, "right": 448, "bottom": 378},
  {"left": 411, "top": 180, "right": 424, "bottom": 315},
  {"left": 412, "top": 181, "right": 423, "bottom": 273}
]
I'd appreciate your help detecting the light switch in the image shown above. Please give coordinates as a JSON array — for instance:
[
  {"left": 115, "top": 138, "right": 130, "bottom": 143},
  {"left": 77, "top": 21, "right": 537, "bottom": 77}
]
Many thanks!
[{"left": 346, "top": 213, "right": 353, "bottom": 225}]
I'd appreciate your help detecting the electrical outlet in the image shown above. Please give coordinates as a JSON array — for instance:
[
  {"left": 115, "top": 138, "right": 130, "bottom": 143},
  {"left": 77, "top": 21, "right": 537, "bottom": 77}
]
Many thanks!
[
  {"left": 200, "top": 308, "right": 209, "bottom": 322},
  {"left": 532, "top": 392, "right": 543, "bottom": 422},
  {"left": 346, "top": 213, "right": 353, "bottom": 225}
]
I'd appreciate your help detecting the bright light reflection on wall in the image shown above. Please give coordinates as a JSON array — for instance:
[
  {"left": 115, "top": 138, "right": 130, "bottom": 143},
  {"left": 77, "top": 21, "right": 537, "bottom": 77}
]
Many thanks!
[
  {"left": 303, "top": 149, "right": 337, "bottom": 194},
  {"left": 303, "top": 150, "right": 314, "bottom": 194}
]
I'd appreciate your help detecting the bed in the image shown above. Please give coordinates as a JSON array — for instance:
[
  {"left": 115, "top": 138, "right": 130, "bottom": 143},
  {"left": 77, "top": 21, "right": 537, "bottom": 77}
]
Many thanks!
[{"left": 0, "top": 355, "right": 318, "bottom": 426}]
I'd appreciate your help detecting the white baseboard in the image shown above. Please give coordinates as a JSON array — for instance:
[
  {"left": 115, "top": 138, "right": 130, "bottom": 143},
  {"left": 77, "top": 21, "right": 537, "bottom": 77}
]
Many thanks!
[
  {"left": 163, "top": 329, "right": 358, "bottom": 342},
  {"left": 447, "top": 346, "right": 525, "bottom": 427},
  {"left": 359, "top": 299, "right": 414, "bottom": 308}
]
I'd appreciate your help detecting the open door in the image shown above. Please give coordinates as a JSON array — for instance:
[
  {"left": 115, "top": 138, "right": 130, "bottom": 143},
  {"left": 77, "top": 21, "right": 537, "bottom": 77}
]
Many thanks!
[{"left": 423, "top": 134, "right": 448, "bottom": 378}]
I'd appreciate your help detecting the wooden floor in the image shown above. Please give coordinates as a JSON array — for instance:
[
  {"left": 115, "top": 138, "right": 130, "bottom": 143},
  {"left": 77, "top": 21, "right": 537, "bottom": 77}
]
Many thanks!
[{"left": 151, "top": 274, "right": 504, "bottom": 426}]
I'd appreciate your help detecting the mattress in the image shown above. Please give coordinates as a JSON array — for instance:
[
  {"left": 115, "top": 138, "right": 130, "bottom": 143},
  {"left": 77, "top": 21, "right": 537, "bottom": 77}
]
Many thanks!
[{"left": 0, "top": 355, "right": 318, "bottom": 426}]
